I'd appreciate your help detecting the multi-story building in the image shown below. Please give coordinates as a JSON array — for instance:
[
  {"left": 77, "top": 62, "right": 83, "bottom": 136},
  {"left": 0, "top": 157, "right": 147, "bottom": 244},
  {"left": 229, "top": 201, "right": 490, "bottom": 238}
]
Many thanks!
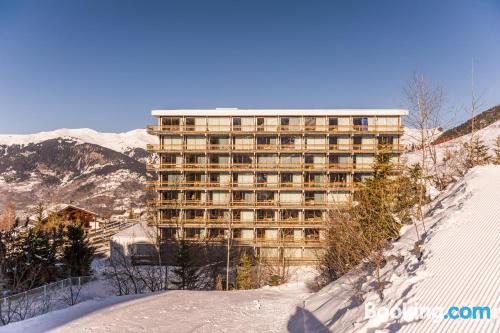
[{"left": 147, "top": 108, "right": 407, "bottom": 263}]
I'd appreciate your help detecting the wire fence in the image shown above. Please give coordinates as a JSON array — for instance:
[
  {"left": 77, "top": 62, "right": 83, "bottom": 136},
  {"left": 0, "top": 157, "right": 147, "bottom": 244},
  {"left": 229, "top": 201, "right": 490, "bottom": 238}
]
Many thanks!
[{"left": 0, "top": 275, "right": 94, "bottom": 326}]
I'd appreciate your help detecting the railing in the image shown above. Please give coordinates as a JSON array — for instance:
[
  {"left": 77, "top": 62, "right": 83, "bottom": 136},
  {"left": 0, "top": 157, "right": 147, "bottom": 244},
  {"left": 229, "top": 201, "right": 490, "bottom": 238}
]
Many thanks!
[
  {"left": 147, "top": 124, "right": 404, "bottom": 133},
  {"left": 146, "top": 143, "right": 404, "bottom": 152},
  {"left": 146, "top": 162, "right": 364, "bottom": 171},
  {"left": 153, "top": 199, "right": 350, "bottom": 208},
  {"left": 0, "top": 275, "right": 94, "bottom": 325},
  {"left": 158, "top": 218, "right": 326, "bottom": 225},
  {"left": 146, "top": 180, "right": 354, "bottom": 190}
]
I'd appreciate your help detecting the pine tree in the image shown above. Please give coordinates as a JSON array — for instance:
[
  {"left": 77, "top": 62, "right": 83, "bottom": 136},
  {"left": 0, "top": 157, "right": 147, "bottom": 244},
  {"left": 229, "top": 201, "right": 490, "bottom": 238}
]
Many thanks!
[
  {"left": 464, "top": 137, "right": 491, "bottom": 169},
  {"left": 63, "top": 224, "right": 94, "bottom": 277},
  {"left": 236, "top": 251, "right": 252, "bottom": 289},
  {"left": 494, "top": 135, "right": 500, "bottom": 164},
  {"left": 172, "top": 241, "right": 200, "bottom": 290},
  {"left": 34, "top": 202, "right": 45, "bottom": 226}
]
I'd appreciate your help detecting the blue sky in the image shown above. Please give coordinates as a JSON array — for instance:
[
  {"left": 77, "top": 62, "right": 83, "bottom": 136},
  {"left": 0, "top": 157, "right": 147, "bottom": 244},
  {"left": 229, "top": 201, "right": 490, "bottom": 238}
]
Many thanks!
[{"left": 0, "top": 0, "right": 499, "bottom": 133}]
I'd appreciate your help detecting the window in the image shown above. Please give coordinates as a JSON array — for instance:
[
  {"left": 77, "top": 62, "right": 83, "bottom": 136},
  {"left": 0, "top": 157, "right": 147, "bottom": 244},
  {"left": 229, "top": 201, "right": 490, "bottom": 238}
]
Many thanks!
[
  {"left": 305, "top": 117, "right": 316, "bottom": 130},
  {"left": 281, "top": 136, "right": 295, "bottom": 145},
  {"left": 257, "top": 117, "right": 265, "bottom": 130},
  {"left": 281, "top": 173, "right": 292, "bottom": 183},
  {"left": 233, "top": 117, "right": 242, "bottom": 131},
  {"left": 353, "top": 117, "right": 368, "bottom": 130},
  {"left": 162, "top": 154, "right": 177, "bottom": 164},
  {"left": 185, "top": 117, "right": 195, "bottom": 129},
  {"left": 330, "top": 173, "right": 347, "bottom": 182},
  {"left": 281, "top": 117, "right": 290, "bottom": 126},
  {"left": 162, "top": 117, "right": 180, "bottom": 127},
  {"left": 257, "top": 136, "right": 272, "bottom": 145},
  {"left": 378, "top": 136, "right": 394, "bottom": 145},
  {"left": 305, "top": 154, "right": 314, "bottom": 164},
  {"left": 329, "top": 117, "right": 338, "bottom": 126},
  {"left": 257, "top": 191, "right": 274, "bottom": 202},
  {"left": 256, "top": 173, "right": 268, "bottom": 183},
  {"left": 162, "top": 191, "right": 178, "bottom": 201},
  {"left": 233, "top": 154, "right": 252, "bottom": 165},
  {"left": 282, "top": 210, "right": 299, "bottom": 220}
]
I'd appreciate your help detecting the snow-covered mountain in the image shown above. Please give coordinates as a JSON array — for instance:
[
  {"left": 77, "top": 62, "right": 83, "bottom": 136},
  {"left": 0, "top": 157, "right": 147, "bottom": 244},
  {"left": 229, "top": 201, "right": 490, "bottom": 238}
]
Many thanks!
[
  {"left": 0, "top": 128, "right": 156, "bottom": 154},
  {"left": 0, "top": 128, "right": 156, "bottom": 216}
]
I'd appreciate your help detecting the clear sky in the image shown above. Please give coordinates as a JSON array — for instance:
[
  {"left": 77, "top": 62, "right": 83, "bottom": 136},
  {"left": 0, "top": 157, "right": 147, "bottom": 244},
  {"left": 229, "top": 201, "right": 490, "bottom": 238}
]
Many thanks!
[{"left": 0, "top": 0, "right": 499, "bottom": 133}]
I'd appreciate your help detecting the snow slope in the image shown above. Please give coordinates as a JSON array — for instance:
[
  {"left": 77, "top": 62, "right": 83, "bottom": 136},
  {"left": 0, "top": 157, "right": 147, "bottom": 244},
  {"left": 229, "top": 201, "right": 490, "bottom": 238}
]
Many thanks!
[
  {"left": 1, "top": 274, "right": 314, "bottom": 333},
  {"left": 404, "top": 120, "right": 500, "bottom": 164},
  {"left": 0, "top": 128, "right": 156, "bottom": 153},
  {"left": 298, "top": 165, "right": 500, "bottom": 332},
  {"left": 400, "top": 127, "right": 442, "bottom": 148}
]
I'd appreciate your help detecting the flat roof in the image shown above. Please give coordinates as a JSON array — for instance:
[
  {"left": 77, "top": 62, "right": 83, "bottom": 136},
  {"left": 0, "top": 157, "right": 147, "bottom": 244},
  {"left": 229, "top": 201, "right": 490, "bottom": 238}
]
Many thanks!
[{"left": 152, "top": 108, "right": 408, "bottom": 117}]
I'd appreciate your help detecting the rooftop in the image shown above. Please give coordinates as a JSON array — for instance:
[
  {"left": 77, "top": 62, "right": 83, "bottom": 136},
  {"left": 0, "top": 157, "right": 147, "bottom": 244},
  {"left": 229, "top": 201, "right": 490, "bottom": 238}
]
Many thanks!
[{"left": 152, "top": 108, "right": 408, "bottom": 117}]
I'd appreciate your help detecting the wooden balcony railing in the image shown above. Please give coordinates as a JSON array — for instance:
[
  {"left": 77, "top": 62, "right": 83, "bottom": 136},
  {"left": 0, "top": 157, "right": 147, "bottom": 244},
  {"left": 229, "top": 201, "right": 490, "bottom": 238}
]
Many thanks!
[
  {"left": 146, "top": 162, "right": 361, "bottom": 171},
  {"left": 147, "top": 124, "right": 404, "bottom": 134},
  {"left": 158, "top": 218, "right": 326, "bottom": 226},
  {"left": 146, "top": 143, "right": 404, "bottom": 152},
  {"left": 152, "top": 199, "right": 350, "bottom": 208},
  {"left": 146, "top": 180, "right": 354, "bottom": 190}
]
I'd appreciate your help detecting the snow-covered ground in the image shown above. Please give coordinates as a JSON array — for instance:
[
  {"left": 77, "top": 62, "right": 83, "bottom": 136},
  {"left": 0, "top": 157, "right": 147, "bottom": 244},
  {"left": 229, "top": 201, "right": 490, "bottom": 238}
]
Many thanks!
[
  {"left": 1, "top": 268, "right": 316, "bottom": 333},
  {"left": 0, "top": 128, "right": 155, "bottom": 153},
  {"left": 299, "top": 165, "right": 500, "bottom": 332},
  {"left": 404, "top": 120, "right": 500, "bottom": 165},
  {"left": 2, "top": 166, "right": 500, "bottom": 332}
]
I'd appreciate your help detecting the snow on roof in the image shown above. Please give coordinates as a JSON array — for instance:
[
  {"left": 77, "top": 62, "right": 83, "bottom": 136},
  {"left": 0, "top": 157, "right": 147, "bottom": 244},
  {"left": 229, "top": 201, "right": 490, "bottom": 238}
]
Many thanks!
[
  {"left": 29, "top": 203, "right": 99, "bottom": 222},
  {"left": 110, "top": 222, "right": 155, "bottom": 243},
  {"left": 152, "top": 108, "right": 409, "bottom": 117}
]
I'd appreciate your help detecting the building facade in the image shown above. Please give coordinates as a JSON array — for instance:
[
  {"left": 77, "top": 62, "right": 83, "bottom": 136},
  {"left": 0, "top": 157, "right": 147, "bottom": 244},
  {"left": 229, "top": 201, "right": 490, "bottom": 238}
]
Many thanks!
[{"left": 147, "top": 108, "right": 407, "bottom": 263}]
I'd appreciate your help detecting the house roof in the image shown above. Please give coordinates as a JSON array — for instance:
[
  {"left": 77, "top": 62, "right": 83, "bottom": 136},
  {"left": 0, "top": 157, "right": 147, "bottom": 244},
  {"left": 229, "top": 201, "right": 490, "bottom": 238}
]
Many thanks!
[{"left": 29, "top": 204, "right": 99, "bottom": 222}]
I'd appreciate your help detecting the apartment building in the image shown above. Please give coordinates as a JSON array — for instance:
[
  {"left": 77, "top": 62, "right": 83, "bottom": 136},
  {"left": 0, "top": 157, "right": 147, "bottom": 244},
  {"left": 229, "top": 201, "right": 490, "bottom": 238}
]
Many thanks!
[{"left": 146, "top": 108, "right": 407, "bottom": 263}]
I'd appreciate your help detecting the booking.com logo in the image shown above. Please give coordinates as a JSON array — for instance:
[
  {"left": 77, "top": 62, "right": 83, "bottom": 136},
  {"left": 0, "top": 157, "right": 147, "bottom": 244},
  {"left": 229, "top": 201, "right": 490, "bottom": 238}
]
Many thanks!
[{"left": 365, "top": 302, "right": 492, "bottom": 321}]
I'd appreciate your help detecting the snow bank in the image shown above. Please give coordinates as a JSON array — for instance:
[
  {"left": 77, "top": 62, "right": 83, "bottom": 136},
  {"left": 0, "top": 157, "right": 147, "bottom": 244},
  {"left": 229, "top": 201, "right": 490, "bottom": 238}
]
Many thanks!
[
  {"left": 298, "top": 165, "right": 500, "bottom": 332},
  {"left": 0, "top": 128, "right": 156, "bottom": 153}
]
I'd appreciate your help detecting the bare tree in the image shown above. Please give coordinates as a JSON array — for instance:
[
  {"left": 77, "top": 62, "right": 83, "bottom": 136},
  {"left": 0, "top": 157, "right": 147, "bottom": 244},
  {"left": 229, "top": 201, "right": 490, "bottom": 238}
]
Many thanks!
[
  {"left": 403, "top": 71, "right": 446, "bottom": 234},
  {"left": 0, "top": 201, "right": 16, "bottom": 231}
]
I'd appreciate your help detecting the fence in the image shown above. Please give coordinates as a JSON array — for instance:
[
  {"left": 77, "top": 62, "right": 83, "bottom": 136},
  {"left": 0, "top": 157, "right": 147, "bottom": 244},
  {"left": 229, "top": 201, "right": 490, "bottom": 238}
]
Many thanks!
[{"left": 0, "top": 275, "right": 94, "bottom": 326}]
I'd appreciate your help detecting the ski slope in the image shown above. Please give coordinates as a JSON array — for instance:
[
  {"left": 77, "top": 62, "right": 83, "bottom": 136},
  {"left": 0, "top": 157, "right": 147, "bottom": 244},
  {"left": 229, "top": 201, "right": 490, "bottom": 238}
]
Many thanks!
[{"left": 299, "top": 165, "right": 500, "bottom": 332}]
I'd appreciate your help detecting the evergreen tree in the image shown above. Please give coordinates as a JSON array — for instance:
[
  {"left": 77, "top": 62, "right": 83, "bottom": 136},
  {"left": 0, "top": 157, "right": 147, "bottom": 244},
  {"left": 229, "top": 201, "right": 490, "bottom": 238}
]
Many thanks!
[
  {"left": 464, "top": 137, "right": 491, "bottom": 169},
  {"left": 236, "top": 251, "right": 252, "bottom": 289},
  {"left": 494, "top": 135, "right": 500, "bottom": 164},
  {"left": 172, "top": 241, "right": 200, "bottom": 290},
  {"left": 63, "top": 224, "right": 94, "bottom": 277},
  {"left": 34, "top": 202, "right": 45, "bottom": 226}
]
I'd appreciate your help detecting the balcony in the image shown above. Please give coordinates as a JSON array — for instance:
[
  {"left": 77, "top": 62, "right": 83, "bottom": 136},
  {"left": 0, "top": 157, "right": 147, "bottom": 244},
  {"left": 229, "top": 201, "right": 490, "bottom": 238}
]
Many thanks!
[
  {"left": 146, "top": 179, "right": 356, "bottom": 190},
  {"left": 146, "top": 142, "right": 403, "bottom": 153},
  {"left": 147, "top": 124, "right": 405, "bottom": 135}
]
